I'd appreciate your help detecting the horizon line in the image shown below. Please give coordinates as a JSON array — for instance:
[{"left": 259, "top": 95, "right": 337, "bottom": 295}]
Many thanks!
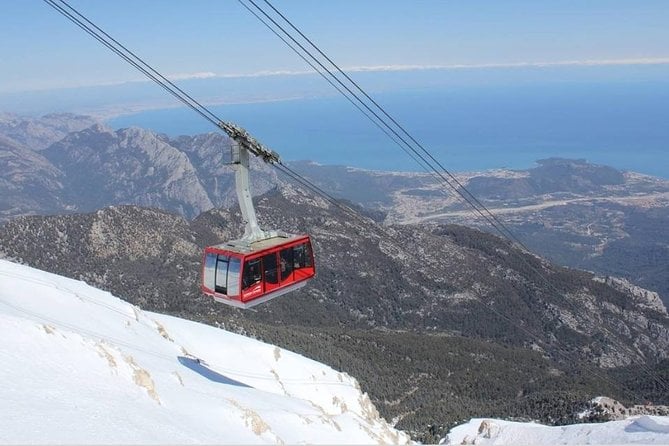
[{"left": 3, "top": 56, "right": 669, "bottom": 94}]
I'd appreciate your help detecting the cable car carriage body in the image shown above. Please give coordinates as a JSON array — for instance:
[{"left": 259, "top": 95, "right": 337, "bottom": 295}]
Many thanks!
[
  {"left": 202, "top": 234, "right": 314, "bottom": 309},
  {"left": 201, "top": 123, "right": 315, "bottom": 309}
]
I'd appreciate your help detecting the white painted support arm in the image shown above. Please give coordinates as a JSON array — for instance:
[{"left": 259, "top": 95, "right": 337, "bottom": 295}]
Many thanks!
[{"left": 232, "top": 141, "right": 270, "bottom": 243}]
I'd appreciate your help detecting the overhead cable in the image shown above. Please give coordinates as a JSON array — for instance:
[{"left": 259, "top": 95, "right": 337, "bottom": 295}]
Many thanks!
[{"left": 242, "top": 0, "right": 669, "bottom": 396}]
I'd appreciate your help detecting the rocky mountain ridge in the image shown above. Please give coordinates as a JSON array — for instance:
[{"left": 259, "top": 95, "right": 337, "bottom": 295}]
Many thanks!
[
  {"left": 0, "top": 113, "right": 277, "bottom": 220},
  {"left": 0, "top": 112, "right": 97, "bottom": 150},
  {"left": 0, "top": 134, "right": 65, "bottom": 219}
]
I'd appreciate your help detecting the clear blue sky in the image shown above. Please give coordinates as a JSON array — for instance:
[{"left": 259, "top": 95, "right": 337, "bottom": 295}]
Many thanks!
[{"left": 1, "top": 0, "right": 668, "bottom": 93}]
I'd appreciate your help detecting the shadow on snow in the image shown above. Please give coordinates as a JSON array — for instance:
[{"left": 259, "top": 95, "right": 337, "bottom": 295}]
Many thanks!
[{"left": 178, "top": 356, "right": 252, "bottom": 387}]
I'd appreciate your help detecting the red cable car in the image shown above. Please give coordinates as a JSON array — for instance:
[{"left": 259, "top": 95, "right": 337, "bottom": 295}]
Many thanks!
[
  {"left": 202, "top": 234, "right": 315, "bottom": 308},
  {"left": 201, "top": 125, "right": 316, "bottom": 308}
]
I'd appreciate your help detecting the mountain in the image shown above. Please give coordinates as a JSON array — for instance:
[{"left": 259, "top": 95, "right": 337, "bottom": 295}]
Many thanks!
[
  {"left": 0, "top": 134, "right": 65, "bottom": 219},
  {"left": 0, "top": 112, "right": 97, "bottom": 151},
  {"left": 0, "top": 259, "right": 410, "bottom": 444},
  {"left": 288, "top": 158, "right": 669, "bottom": 306},
  {"left": 2, "top": 115, "right": 666, "bottom": 307},
  {"left": 6, "top": 260, "right": 667, "bottom": 445},
  {"left": 1, "top": 188, "right": 668, "bottom": 441},
  {"left": 3, "top": 188, "right": 667, "bottom": 365},
  {"left": 464, "top": 158, "right": 626, "bottom": 198},
  {"left": 0, "top": 114, "right": 278, "bottom": 221},
  {"left": 2, "top": 115, "right": 668, "bottom": 440},
  {"left": 170, "top": 131, "right": 278, "bottom": 209},
  {"left": 43, "top": 124, "right": 214, "bottom": 218}
]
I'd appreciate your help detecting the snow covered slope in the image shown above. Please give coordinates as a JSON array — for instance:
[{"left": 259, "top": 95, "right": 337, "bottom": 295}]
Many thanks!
[
  {"left": 443, "top": 417, "right": 669, "bottom": 445},
  {"left": 0, "top": 259, "right": 410, "bottom": 444}
]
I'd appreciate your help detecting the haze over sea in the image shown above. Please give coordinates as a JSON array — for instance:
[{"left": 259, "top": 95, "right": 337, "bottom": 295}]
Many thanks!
[{"left": 110, "top": 79, "right": 668, "bottom": 179}]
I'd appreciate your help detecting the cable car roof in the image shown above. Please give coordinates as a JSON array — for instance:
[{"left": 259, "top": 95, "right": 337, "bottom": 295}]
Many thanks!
[{"left": 207, "top": 233, "right": 310, "bottom": 256}]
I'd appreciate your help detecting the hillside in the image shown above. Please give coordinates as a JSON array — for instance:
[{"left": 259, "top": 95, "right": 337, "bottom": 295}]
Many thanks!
[
  {"left": 289, "top": 159, "right": 669, "bottom": 306},
  {"left": 0, "top": 134, "right": 65, "bottom": 219},
  {"left": 0, "top": 259, "right": 409, "bottom": 444},
  {"left": 2, "top": 113, "right": 669, "bottom": 440},
  {"left": 2, "top": 188, "right": 668, "bottom": 441},
  {"left": 3, "top": 187, "right": 666, "bottom": 364},
  {"left": 1, "top": 114, "right": 666, "bottom": 308},
  {"left": 0, "top": 113, "right": 277, "bottom": 221}
]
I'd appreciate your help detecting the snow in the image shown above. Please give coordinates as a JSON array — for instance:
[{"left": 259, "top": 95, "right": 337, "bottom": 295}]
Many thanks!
[
  {"left": 4, "top": 258, "right": 669, "bottom": 445},
  {"left": 0, "top": 259, "right": 410, "bottom": 444},
  {"left": 442, "top": 417, "right": 669, "bottom": 445}
]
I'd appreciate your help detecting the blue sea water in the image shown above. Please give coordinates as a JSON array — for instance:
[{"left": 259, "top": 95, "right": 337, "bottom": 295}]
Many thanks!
[{"left": 108, "top": 82, "right": 669, "bottom": 178}]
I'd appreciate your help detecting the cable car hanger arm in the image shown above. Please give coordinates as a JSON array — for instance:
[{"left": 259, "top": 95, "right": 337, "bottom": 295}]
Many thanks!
[
  {"left": 231, "top": 138, "right": 281, "bottom": 243},
  {"left": 218, "top": 121, "right": 280, "bottom": 164}
]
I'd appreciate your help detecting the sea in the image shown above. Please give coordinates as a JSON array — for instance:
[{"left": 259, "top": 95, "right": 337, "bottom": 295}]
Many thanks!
[{"left": 108, "top": 82, "right": 669, "bottom": 178}]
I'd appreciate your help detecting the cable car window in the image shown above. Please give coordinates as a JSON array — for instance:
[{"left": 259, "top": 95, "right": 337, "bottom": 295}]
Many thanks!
[
  {"left": 215, "top": 255, "right": 229, "bottom": 294},
  {"left": 203, "top": 253, "right": 217, "bottom": 291},
  {"left": 279, "top": 247, "right": 294, "bottom": 281},
  {"left": 263, "top": 253, "right": 279, "bottom": 284},
  {"left": 227, "top": 256, "right": 241, "bottom": 295},
  {"left": 293, "top": 243, "right": 313, "bottom": 269},
  {"left": 243, "top": 258, "right": 262, "bottom": 290},
  {"left": 305, "top": 242, "right": 313, "bottom": 267}
]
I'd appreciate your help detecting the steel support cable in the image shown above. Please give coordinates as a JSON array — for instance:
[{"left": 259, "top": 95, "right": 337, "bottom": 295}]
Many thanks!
[
  {"left": 234, "top": 0, "right": 441, "bottom": 183},
  {"left": 43, "top": 0, "right": 221, "bottom": 131},
  {"left": 244, "top": 0, "right": 669, "bottom": 395},
  {"left": 241, "top": 0, "right": 515, "bottom": 246},
  {"left": 52, "top": 0, "right": 222, "bottom": 125},
  {"left": 260, "top": 0, "right": 520, "bottom": 245},
  {"left": 41, "top": 1, "right": 360, "bottom": 225},
  {"left": 47, "top": 0, "right": 439, "bottom": 199},
  {"left": 43, "top": 0, "right": 668, "bottom": 396}
]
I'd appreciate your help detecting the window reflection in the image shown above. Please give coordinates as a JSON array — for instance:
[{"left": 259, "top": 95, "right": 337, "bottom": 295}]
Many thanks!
[
  {"left": 215, "top": 255, "right": 229, "bottom": 294},
  {"left": 280, "top": 248, "right": 294, "bottom": 281},
  {"left": 243, "top": 258, "right": 262, "bottom": 290},
  {"left": 227, "top": 257, "right": 241, "bottom": 295},
  {"left": 263, "top": 253, "right": 278, "bottom": 284},
  {"left": 203, "top": 253, "right": 217, "bottom": 291}
]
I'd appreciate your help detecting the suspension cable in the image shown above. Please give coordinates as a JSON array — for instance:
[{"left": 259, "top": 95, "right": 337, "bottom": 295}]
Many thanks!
[
  {"left": 242, "top": 0, "right": 669, "bottom": 395},
  {"left": 241, "top": 0, "right": 518, "bottom": 246},
  {"left": 259, "top": 0, "right": 522, "bottom": 244},
  {"left": 42, "top": 0, "right": 669, "bottom": 397}
]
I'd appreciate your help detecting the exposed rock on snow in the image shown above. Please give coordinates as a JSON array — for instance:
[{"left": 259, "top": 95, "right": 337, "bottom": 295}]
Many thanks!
[{"left": 442, "top": 416, "right": 669, "bottom": 445}]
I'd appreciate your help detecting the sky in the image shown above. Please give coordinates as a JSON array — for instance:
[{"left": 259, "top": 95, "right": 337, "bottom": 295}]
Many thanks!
[{"left": 1, "top": 0, "right": 669, "bottom": 93}]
